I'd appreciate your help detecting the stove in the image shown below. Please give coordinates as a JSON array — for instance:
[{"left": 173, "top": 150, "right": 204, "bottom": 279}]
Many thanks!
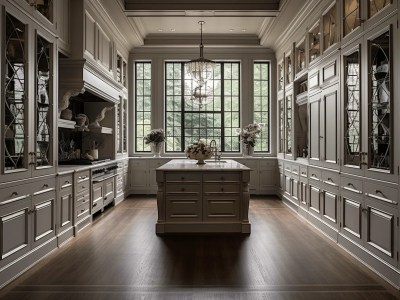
[{"left": 92, "top": 162, "right": 118, "bottom": 183}]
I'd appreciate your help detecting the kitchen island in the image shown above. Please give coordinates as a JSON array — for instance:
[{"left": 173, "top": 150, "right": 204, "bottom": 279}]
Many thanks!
[{"left": 155, "top": 159, "right": 251, "bottom": 234}]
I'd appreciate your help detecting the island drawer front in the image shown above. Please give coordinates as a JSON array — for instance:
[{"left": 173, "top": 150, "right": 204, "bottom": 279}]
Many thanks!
[
  {"left": 204, "top": 196, "right": 240, "bottom": 221},
  {"left": 203, "top": 184, "right": 241, "bottom": 194},
  {"left": 58, "top": 174, "right": 73, "bottom": 190},
  {"left": 165, "top": 173, "right": 202, "bottom": 183},
  {"left": 166, "top": 183, "right": 201, "bottom": 194},
  {"left": 203, "top": 173, "right": 240, "bottom": 183},
  {"left": 166, "top": 197, "right": 201, "bottom": 222}
]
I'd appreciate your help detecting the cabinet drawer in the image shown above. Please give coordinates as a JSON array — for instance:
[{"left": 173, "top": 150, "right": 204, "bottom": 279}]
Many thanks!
[
  {"left": 291, "top": 165, "right": 300, "bottom": 177},
  {"left": 341, "top": 175, "right": 363, "bottom": 195},
  {"left": 308, "top": 168, "right": 321, "bottom": 181},
  {"left": 76, "top": 191, "right": 90, "bottom": 208},
  {"left": 203, "top": 184, "right": 240, "bottom": 194},
  {"left": 75, "top": 202, "right": 90, "bottom": 222},
  {"left": 58, "top": 174, "right": 73, "bottom": 190},
  {"left": 284, "top": 164, "right": 291, "bottom": 173},
  {"left": 278, "top": 160, "right": 284, "bottom": 170},
  {"left": 204, "top": 196, "right": 240, "bottom": 221},
  {"left": 166, "top": 196, "right": 201, "bottom": 222},
  {"left": 364, "top": 181, "right": 398, "bottom": 206},
  {"left": 75, "top": 178, "right": 90, "bottom": 194},
  {"left": 0, "top": 184, "right": 31, "bottom": 205},
  {"left": 203, "top": 173, "right": 240, "bottom": 183},
  {"left": 75, "top": 170, "right": 90, "bottom": 184},
  {"left": 166, "top": 173, "right": 201, "bottom": 183},
  {"left": 321, "top": 171, "right": 340, "bottom": 187},
  {"left": 300, "top": 166, "right": 308, "bottom": 178},
  {"left": 166, "top": 183, "right": 201, "bottom": 194}
]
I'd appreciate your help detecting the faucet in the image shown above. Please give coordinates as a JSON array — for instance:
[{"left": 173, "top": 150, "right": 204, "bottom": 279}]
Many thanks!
[{"left": 210, "top": 139, "right": 221, "bottom": 162}]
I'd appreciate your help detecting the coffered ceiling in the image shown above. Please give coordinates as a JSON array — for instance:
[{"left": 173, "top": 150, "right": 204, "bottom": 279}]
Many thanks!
[{"left": 122, "top": 0, "right": 283, "bottom": 47}]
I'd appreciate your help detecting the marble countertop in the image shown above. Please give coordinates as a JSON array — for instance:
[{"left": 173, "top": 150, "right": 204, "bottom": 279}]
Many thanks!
[{"left": 156, "top": 159, "right": 251, "bottom": 171}]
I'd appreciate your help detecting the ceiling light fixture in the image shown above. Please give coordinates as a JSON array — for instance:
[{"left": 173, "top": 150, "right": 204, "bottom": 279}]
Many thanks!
[{"left": 186, "top": 21, "right": 215, "bottom": 107}]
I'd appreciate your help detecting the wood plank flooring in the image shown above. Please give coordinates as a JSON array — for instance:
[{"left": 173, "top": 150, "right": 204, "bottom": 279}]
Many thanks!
[{"left": 0, "top": 195, "right": 399, "bottom": 299}]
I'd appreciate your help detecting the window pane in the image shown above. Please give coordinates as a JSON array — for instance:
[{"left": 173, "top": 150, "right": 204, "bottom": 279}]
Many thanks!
[
  {"left": 135, "top": 62, "right": 152, "bottom": 152},
  {"left": 165, "top": 61, "right": 240, "bottom": 152},
  {"left": 253, "top": 62, "right": 270, "bottom": 152}
]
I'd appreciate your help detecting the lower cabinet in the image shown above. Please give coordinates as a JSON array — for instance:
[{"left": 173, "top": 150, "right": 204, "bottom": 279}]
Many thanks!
[
  {"left": 0, "top": 178, "right": 57, "bottom": 287},
  {"left": 130, "top": 158, "right": 170, "bottom": 194},
  {"left": 74, "top": 170, "right": 91, "bottom": 233},
  {"left": 57, "top": 174, "right": 74, "bottom": 245},
  {"left": 92, "top": 176, "right": 115, "bottom": 214}
]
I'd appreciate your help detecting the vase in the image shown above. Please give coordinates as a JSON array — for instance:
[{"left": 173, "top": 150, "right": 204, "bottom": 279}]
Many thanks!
[
  {"left": 242, "top": 143, "right": 254, "bottom": 157},
  {"left": 150, "top": 142, "right": 162, "bottom": 157}
]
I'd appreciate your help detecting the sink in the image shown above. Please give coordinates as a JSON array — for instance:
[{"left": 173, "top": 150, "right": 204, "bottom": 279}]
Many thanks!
[{"left": 205, "top": 160, "right": 227, "bottom": 163}]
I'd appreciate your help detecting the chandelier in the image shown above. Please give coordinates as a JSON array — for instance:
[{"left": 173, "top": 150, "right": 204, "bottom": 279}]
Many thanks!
[{"left": 186, "top": 21, "right": 215, "bottom": 106}]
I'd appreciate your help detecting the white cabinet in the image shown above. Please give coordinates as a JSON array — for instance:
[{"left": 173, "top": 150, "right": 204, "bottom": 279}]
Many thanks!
[
  {"left": 341, "top": 15, "right": 398, "bottom": 183},
  {"left": 1, "top": 8, "right": 57, "bottom": 183},
  {"left": 0, "top": 177, "right": 57, "bottom": 285},
  {"left": 56, "top": 0, "right": 70, "bottom": 55},
  {"left": 130, "top": 158, "right": 170, "bottom": 194}
]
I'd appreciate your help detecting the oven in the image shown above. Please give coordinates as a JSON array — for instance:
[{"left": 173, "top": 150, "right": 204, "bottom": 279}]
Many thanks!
[{"left": 91, "top": 163, "right": 118, "bottom": 214}]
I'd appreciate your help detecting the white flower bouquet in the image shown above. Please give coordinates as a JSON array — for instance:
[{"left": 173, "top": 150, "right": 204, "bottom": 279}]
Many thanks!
[
  {"left": 185, "top": 140, "right": 213, "bottom": 162},
  {"left": 239, "top": 122, "right": 262, "bottom": 147}
]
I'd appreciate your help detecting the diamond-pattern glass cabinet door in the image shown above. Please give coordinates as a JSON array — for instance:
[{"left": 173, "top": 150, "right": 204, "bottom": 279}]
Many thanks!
[
  {"left": 35, "top": 33, "right": 53, "bottom": 169},
  {"left": 278, "top": 99, "right": 284, "bottom": 153},
  {"left": 368, "top": 0, "right": 392, "bottom": 19},
  {"left": 308, "top": 22, "right": 320, "bottom": 63},
  {"left": 368, "top": 29, "right": 391, "bottom": 172},
  {"left": 343, "top": 46, "right": 361, "bottom": 169},
  {"left": 285, "top": 94, "right": 292, "bottom": 155},
  {"left": 343, "top": 0, "right": 360, "bottom": 37},
  {"left": 3, "top": 13, "right": 28, "bottom": 176}
]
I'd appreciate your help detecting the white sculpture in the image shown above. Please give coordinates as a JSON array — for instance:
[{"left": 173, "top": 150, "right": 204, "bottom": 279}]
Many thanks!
[
  {"left": 38, "top": 71, "right": 49, "bottom": 104},
  {"left": 75, "top": 113, "right": 89, "bottom": 131},
  {"left": 59, "top": 88, "right": 85, "bottom": 119},
  {"left": 89, "top": 106, "right": 114, "bottom": 128}
]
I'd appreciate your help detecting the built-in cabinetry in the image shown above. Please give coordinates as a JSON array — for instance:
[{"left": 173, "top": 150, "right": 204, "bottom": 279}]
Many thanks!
[
  {"left": 74, "top": 169, "right": 91, "bottom": 233},
  {"left": 277, "top": 0, "right": 400, "bottom": 288}
]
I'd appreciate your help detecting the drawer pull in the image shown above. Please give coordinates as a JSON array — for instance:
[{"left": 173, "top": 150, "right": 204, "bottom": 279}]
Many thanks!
[
  {"left": 311, "top": 173, "right": 317, "bottom": 178},
  {"left": 343, "top": 186, "right": 362, "bottom": 194},
  {"left": 43, "top": 184, "right": 49, "bottom": 188},
  {"left": 81, "top": 209, "right": 85, "bottom": 213},
  {"left": 64, "top": 181, "right": 70, "bottom": 185},
  {"left": 11, "top": 191, "right": 18, "bottom": 197},
  {"left": 104, "top": 197, "right": 107, "bottom": 200},
  {"left": 323, "top": 179, "right": 337, "bottom": 186},
  {"left": 365, "top": 192, "right": 398, "bottom": 205},
  {"left": 361, "top": 208, "right": 368, "bottom": 213},
  {"left": 93, "top": 203, "right": 97, "bottom": 207}
]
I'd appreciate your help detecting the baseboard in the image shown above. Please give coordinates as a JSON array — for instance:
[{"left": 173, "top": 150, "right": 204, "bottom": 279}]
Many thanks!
[
  {"left": 57, "top": 226, "right": 74, "bottom": 247},
  {"left": 338, "top": 234, "right": 400, "bottom": 289},
  {"left": 74, "top": 215, "right": 92, "bottom": 235},
  {"left": 0, "top": 238, "right": 58, "bottom": 289}
]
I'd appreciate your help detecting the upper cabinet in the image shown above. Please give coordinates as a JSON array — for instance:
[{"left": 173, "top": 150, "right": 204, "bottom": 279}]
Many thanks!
[
  {"left": 2, "top": 6, "right": 57, "bottom": 183},
  {"left": 341, "top": 12, "right": 398, "bottom": 183},
  {"left": 308, "top": 21, "right": 321, "bottom": 65},
  {"left": 285, "top": 50, "right": 293, "bottom": 86},
  {"left": 295, "top": 38, "right": 306, "bottom": 78},
  {"left": 277, "top": 59, "right": 284, "bottom": 92},
  {"left": 322, "top": 3, "right": 338, "bottom": 53},
  {"left": 342, "top": 0, "right": 361, "bottom": 38}
]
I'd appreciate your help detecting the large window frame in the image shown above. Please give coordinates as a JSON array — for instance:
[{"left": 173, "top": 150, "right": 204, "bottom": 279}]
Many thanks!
[{"left": 164, "top": 61, "right": 240, "bottom": 153}]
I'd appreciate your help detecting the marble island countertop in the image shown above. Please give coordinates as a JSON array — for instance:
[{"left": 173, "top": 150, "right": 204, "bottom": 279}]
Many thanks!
[{"left": 156, "top": 159, "right": 250, "bottom": 171}]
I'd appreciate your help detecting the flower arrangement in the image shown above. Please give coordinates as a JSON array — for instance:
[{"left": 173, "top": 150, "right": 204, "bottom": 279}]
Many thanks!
[
  {"left": 239, "top": 122, "right": 262, "bottom": 147},
  {"left": 144, "top": 128, "right": 165, "bottom": 145},
  {"left": 185, "top": 140, "right": 213, "bottom": 162}
]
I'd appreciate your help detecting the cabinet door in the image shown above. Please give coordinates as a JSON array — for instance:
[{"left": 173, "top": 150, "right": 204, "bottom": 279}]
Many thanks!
[
  {"left": 1, "top": 12, "right": 30, "bottom": 183},
  {"left": 364, "top": 199, "right": 398, "bottom": 267},
  {"left": 0, "top": 197, "right": 31, "bottom": 268},
  {"left": 130, "top": 160, "right": 147, "bottom": 191},
  {"left": 58, "top": 188, "right": 73, "bottom": 233},
  {"left": 322, "top": 190, "right": 338, "bottom": 229},
  {"left": 309, "top": 94, "right": 320, "bottom": 164},
  {"left": 33, "top": 31, "right": 56, "bottom": 177},
  {"left": 279, "top": 171, "right": 284, "bottom": 191},
  {"left": 285, "top": 94, "right": 293, "bottom": 157},
  {"left": 321, "top": 84, "right": 339, "bottom": 169},
  {"left": 32, "top": 190, "right": 56, "bottom": 249},
  {"left": 341, "top": 193, "right": 363, "bottom": 246},
  {"left": 300, "top": 181, "right": 308, "bottom": 209},
  {"left": 309, "top": 184, "right": 321, "bottom": 218},
  {"left": 292, "top": 178, "right": 299, "bottom": 203},
  {"left": 341, "top": 41, "right": 363, "bottom": 176},
  {"left": 364, "top": 17, "right": 398, "bottom": 183}
]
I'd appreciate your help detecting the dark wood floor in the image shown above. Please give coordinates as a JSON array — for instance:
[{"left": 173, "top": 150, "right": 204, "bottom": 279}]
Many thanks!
[{"left": 1, "top": 195, "right": 400, "bottom": 300}]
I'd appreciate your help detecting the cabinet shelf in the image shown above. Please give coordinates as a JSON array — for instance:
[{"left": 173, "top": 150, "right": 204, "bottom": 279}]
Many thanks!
[
  {"left": 58, "top": 119, "right": 76, "bottom": 129},
  {"left": 89, "top": 127, "right": 113, "bottom": 134}
]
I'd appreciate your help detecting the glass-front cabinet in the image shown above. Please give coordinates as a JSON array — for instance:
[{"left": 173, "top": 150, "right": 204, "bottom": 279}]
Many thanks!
[
  {"left": 308, "top": 22, "right": 321, "bottom": 64},
  {"left": 278, "top": 98, "right": 285, "bottom": 154},
  {"left": 278, "top": 59, "right": 284, "bottom": 92},
  {"left": 295, "top": 39, "right": 306, "bottom": 76},
  {"left": 343, "top": 0, "right": 360, "bottom": 38},
  {"left": 285, "top": 51, "right": 293, "bottom": 85},
  {"left": 322, "top": 3, "right": 337, "bottom": 52},
  {"left": 285, "top": 94, "right": 293, "bottom": 156},
  {"left": 2, "top": 10, "right": 56, "bottom": 182},
  {"left": 116, "top": 96, "right": 128, "bottom": 154},
  {"left": 341, "top": 15, "right": 397, "bottom": 182}
]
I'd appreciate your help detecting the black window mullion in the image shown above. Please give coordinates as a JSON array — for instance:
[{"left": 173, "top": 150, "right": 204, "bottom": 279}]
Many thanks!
[
  {"left": 181, "top": 63, "right": 185, "bottom": 151},
  {"left": 220, "top": 63, "right": 225, "bottom": 152}
]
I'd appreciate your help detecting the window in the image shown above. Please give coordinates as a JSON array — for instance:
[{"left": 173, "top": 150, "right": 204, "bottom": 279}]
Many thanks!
[
  {"left": 253, "top": 62, "right": 270, "bottom": 152},
  {"left": 165, "top": 61, "right": 240, "bottom": 152},
  {"left": 135, "top": 62, "right": 151, "bottom": 152}
]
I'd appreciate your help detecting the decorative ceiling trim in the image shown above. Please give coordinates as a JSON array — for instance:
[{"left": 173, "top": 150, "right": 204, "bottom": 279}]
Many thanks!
[
  {"left": 144, "top": 34, "right": 261, "bottom": 46},
  {"left": 124, "top": 10, "right": 279, "bottom": 17}
]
